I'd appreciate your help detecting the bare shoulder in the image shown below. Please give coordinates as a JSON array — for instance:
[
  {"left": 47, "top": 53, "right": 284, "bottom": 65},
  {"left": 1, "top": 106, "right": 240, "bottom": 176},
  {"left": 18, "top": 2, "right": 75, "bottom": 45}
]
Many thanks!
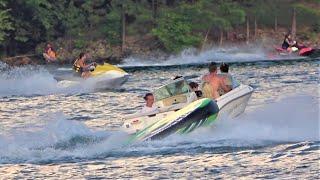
[{"left": 202, "top": 74, "right": 209, "bottom": 81}]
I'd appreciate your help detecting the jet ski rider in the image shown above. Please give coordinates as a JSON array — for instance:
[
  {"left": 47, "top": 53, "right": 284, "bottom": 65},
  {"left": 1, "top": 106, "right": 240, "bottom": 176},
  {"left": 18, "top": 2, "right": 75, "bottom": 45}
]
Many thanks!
[
  {"left": 73, "top": 52, "right": 97, "bottom": 78},
  {"left": 282, "top": 33, "right": 298, "bottom": 52}
]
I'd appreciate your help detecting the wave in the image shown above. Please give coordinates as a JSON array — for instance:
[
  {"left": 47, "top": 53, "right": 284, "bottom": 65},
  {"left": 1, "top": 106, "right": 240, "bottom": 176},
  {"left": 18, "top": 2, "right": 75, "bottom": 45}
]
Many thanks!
[{"left": 0, "top": 93, "right": 318, "bottom": 164}]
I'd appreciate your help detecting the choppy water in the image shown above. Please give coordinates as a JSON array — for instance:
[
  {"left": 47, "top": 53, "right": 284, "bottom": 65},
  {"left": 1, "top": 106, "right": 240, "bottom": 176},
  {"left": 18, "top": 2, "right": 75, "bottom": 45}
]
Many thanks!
[{"left": 0, "top": 50, "right": 319, "bottom": 179}]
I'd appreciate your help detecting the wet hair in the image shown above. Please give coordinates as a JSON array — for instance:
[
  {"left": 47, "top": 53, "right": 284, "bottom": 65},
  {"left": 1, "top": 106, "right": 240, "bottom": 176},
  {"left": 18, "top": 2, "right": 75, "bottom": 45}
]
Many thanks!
[
  {"left": 143, "top": 93, "right": 153, "bottom": 100},
  {"left": 189, "top": 82, "right": 198, "bottom": 89},
  {"left": 79, "top": 52, "right": 86, "bottom": 59},
  {"left": 209, "top": 62, "right": 217, "bottom": 73},
  {"left": 220, "top": 62, "right": 229, "bottom": 73}
]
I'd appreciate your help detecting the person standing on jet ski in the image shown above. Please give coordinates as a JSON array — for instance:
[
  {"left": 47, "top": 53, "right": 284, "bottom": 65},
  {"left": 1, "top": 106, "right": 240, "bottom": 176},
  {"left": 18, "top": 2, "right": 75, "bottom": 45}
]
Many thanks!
[{"left": 73, "top": 52, "right": 96, "bottom": 78}]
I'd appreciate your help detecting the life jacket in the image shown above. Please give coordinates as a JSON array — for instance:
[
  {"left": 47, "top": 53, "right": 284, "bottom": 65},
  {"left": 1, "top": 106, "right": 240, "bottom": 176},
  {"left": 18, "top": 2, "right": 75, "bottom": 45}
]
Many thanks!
[{"left": 282, "top": 38, "right": 291, "bottom": 49}]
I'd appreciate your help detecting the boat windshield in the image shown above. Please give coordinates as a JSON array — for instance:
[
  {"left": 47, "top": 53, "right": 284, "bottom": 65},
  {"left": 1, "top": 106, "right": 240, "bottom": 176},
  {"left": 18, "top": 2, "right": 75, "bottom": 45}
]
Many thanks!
[{"left": 154, "top": 80, "right": 190, "bottom": 101}]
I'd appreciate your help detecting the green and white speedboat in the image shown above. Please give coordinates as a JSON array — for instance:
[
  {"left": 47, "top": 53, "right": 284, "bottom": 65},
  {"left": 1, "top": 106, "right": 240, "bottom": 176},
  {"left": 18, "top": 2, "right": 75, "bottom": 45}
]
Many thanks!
[{"left": 122, "top": 77, "right": 253, "bottom": 143}]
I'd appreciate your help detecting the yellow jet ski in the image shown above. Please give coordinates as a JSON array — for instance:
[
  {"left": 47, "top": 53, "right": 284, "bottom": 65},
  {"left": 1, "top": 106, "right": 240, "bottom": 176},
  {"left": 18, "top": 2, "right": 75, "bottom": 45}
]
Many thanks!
[
  {"left": 90, "top": 63, "right": 127, "bottom": 77},
  {"left": 57, "top": 63, "right": 129, "bottom": 90}
]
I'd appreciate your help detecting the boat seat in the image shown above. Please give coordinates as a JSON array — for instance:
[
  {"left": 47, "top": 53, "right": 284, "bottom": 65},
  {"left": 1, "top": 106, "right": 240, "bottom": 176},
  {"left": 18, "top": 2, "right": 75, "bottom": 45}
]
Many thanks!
[{"left": 160, "top": 94, "right": 188, "bottom": 107}]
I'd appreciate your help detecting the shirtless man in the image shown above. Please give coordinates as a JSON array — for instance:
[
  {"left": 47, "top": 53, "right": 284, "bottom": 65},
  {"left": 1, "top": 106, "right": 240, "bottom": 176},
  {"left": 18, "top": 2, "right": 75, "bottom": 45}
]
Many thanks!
[{"left": 202, "top": 62, "right": 230, "bottom": 99}]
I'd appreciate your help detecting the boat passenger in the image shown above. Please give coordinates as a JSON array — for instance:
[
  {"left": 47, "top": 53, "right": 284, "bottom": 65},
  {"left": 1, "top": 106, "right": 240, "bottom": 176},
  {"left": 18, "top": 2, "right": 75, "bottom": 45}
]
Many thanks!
[
  {"left": 73, "top": 52, "right": 96, "bottom": 78},
  {"left": 202, "top": 62, "right": 230, "bottom": 99},
  {"left": 189, "top": 82, "right": 199, "bottom": 91},
  {"left": 140, "top": 93, "right": 158, "bottom": 114},
  {"left": 189, "top": 82, "right": 202, "bottom": 98},
  {"left": 43, "top": 43, "right": 57, "bottom": 62},
  {"left": 218, "top": 63, "right": 240, "bottom": 95}
]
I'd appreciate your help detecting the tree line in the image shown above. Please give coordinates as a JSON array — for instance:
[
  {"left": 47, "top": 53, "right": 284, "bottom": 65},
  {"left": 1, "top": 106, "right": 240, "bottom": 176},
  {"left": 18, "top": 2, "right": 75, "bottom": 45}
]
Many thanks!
[{"left": 0, "top": 0, "right": 319, "bottom": 57}]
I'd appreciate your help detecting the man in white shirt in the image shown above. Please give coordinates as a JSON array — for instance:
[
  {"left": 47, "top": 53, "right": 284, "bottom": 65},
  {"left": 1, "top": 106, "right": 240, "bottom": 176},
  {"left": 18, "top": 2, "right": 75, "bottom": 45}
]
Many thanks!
[{"left": 140, "top": 93, "right": 158, "bottom": 114}]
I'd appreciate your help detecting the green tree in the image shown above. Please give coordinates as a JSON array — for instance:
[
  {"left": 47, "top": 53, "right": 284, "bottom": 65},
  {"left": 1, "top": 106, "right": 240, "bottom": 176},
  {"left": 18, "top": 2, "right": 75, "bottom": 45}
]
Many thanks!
[
  {"left": 0, "top": 0, "right": 13, "bottom": 44},
  {"left": 152, "top": 11, "right": 201, "bottom": 52}
]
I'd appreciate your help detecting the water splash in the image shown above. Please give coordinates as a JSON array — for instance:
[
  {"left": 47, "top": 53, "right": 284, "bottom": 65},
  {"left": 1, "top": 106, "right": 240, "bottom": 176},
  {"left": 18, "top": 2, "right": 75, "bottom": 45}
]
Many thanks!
[
  {"left": 0, "top": 63, "right": 124, "bottom": 97},
  {"left": 0, "top": 64, "right": 59, "bottom": 97},
  {"left": 121, "top": 47, "right": 270, "bottom": 67},
  {"left": 0, "top": 113, "right": 128, "bottom": 164}
]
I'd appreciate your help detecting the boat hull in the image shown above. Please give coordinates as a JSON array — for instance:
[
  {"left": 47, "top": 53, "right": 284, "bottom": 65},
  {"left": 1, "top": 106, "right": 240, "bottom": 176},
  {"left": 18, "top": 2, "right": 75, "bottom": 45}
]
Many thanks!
[
  {"left": 126, "top": 98, "right": 219, "bottom": 143},
  {"left": 216, "top": 84, "right": 253, "bottom": 118}
]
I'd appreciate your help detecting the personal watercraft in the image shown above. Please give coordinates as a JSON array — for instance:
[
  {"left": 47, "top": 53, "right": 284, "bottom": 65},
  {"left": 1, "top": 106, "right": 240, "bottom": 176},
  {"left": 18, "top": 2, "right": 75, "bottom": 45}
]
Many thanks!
[
  {"left": 273, "top": 46, "right": 318, "bottom": 57},
  {"left": 57, "top": 63, "right": 129, "bottom": 90},
  {"left": 122, "top": 77, "right": 253, "bottom": 143}
]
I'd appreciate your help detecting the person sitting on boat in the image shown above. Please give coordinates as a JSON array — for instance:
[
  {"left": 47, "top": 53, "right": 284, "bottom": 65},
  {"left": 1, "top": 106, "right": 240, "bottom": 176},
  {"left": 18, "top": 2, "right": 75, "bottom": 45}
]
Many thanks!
[
  {"left": 73, "top": 52, "right": 96, "bottom": 78},
  {"left": 189, "top": 82, "right": 199, "bottom": 91},
  {"left": 189, "top": 82, "right": 202, "bottom": 98},
  {"left": 282, "top": 33, "right": 298, "bottom": 52},
  {"left": 202, "top": 62, "right": 230, "bottom": 99},
  {"left": 43, "top": 43, "right": 57, "bottom": 62},
  {"left": 140, "top": 93, "right": 158, "bottom": 114},
  {"left": 218, "top": 63, "right": 240, "bottom": 95}
]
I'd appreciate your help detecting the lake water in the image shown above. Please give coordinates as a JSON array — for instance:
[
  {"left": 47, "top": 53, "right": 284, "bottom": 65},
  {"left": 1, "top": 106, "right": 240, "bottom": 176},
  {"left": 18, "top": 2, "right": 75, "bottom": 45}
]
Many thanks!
[{"left": 0, "top": 53, "right": 319, "bottom": 179}]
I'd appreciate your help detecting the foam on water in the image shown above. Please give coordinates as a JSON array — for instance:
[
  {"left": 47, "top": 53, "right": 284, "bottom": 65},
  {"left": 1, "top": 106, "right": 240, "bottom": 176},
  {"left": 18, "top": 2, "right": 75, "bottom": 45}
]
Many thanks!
[
  {"left": 0, "top": 63, "right": 123, "bottom": 97},
  {"left": 0, "top": 64, "right": 59, "bottom": 97},
  {"left": 0, "top": 112, "right": 128, "bottom": 163},
  {"left": 121, "top": 47, "right": 278, "bottom": 67},
  {"left": 0, "top": 93, "right": 318, "bottom": 164}
]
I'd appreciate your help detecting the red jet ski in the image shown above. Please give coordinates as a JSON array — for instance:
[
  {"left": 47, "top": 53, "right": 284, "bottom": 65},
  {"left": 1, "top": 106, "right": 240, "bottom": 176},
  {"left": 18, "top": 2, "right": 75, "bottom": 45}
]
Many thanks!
[{"left": 274, "top": 46, "right": 314, "bottom": 56}]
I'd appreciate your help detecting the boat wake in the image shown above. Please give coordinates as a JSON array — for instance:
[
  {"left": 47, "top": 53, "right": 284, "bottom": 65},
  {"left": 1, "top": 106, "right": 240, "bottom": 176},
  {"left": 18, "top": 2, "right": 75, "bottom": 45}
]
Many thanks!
[
  {"left": 120, "top": 47, "right": 305, "bottom": 68},
  {"left": 0, "top": 63, "right": 125, "bottom": 97},
  {"left": 0, "top": 93, "right": 318, "bottom": 164}
]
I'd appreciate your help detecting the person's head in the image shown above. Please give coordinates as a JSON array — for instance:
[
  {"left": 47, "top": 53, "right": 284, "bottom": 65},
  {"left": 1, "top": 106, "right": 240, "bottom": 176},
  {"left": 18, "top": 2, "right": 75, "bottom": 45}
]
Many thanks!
[
  {"left": 285, "top": 33, "right": 292, "bottom": 40},
  {"left": 46, "top": 43, "right": 52, "bottom": 48},
  {"left": 189, "top": 82, "right": 199, "bottom": 91},
  {"left": 209, "top": 62, "right": 218, "bottom": 74},
  {"left": 144, "top": 93, "right": 154, "bottom": 107},
  {"left": 79, "top": 52, "right": 86, "bottom": 60},
  {"left": 220, "top": 62, "right": 229, "bottom": 73}
]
